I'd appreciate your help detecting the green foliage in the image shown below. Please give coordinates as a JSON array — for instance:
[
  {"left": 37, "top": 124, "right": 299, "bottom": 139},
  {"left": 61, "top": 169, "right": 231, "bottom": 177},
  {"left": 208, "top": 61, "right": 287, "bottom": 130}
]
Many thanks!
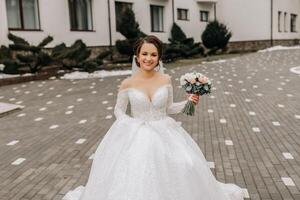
[
  {"left": 51, "top": 39, "right": 111, "bottom": 72},
  {"left": 115, "top": 39, "right": 134, "bottom": 56},
  {"left": 117, "top": 8, "right": 145, "bottom": 39},
  {"left": 7, "top": 33, "right": 29, "bottom": 45},
  {"left": 5, "top": 33, "right": 53, "bottom": 73},
  {"left": 163, "top": 23, "right": 204, "bottom": 62},
  {"left": 38, "top": 36, "right": 54, "bottom": 48},
  {"left": 51, "top": 43, "right": 67, "bottom": 58},
  {"left": 1, "top": 33, "right": 111, "bottom": 74},
  {"left": 0, "top": 45, "right": 19, "bottom": 74},
  {"left": 2, "top": 60, "right": 19, "bottom": 74},
  {"left": 201, "top": 20, "right": 232, "bottom": 54},
  {"left": 170, "top": 23, "right": 187, "bottom": 42},
  {"left": 0, "top": 45, "right": 12, "bottom": 61},
  {"left": 115, "top": 7, "right": 146, "bottom": 59}
]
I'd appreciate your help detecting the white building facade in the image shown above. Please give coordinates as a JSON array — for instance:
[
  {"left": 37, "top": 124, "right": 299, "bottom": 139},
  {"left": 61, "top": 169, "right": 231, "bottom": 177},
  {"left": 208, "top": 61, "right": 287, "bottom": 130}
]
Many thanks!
[{"left": 0, "top": 0, "right": 299, "bottom": 51}]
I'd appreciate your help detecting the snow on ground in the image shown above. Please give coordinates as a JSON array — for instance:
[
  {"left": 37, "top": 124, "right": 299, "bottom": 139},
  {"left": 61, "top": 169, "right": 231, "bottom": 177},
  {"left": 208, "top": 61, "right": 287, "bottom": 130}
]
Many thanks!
[
  {"left": 202, "top": 59, "right": 227, "bottom": 64},
  {"left": 258, "top": 45, "right": 300, "bottom": 52},
  {"left": 0, "top": 102, "right": 22, "bottom": 115},
  {"left": 60, "top": 70, "right": 132, "bottom": 80},
  {"left": 290, "top": 66, "right": 300, "bottom": 75},
  {"left": 0, "top": 73, "right": 33, "bottom": 79}
]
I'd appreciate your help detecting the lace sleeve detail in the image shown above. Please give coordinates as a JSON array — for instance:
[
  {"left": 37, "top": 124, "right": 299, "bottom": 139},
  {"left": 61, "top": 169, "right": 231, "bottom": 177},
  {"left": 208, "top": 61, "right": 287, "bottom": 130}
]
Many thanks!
[
  {"left": 166, "top": 85, "right": 187, "bottom": 114},
  {"left": 114, "top": 90, "right": 130, "bottom": 120}
]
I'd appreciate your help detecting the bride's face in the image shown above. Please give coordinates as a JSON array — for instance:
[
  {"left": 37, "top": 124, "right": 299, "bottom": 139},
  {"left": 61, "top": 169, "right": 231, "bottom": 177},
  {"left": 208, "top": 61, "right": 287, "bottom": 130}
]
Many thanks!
[{"left": 136, "top": 43, "right": 159, "bottom": 71}]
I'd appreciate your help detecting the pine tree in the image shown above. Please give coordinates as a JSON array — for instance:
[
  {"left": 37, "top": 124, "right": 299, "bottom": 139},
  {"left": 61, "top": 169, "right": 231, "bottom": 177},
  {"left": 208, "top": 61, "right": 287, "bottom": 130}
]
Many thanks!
[
  {"left": 201, "top": 20, "right": 232, "bottom": 54},
  {"left": 115, "top": 7, "right": 146, "bottom": 59},
  {"left": 163, "top": 23, "right": 204, "bottom": 62},
  {"left": 51, "top": 40, "right": 111, "bottom": 73},
  {"left": 7, "top": 33, "right": 53, "bottom": 73}
]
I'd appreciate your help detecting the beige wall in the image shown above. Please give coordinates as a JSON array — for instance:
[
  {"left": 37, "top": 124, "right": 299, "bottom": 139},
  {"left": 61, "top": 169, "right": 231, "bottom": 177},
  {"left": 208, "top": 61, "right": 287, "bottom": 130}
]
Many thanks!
[
  {"left": 273, "top": 0, "right": 300, "bottom": 40},
  {"left": 216, "top": 0, "right": 271, "bottom": 41},
  {"left": 0, "top": 0, "right": 299, "bottom": 47},
  {"left": 0, "top": 0, "right": 111, "bottom": 47}
]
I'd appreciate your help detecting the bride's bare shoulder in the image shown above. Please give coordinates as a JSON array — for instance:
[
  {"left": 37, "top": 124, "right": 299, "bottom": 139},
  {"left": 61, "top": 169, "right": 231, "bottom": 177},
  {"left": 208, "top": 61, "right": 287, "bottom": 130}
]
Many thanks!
[
  {"left": 119, "top": 77, "right": 132, "bottom": 91},
  {"left": 160, "top": 74, "right": 172, "bottom": 84}
]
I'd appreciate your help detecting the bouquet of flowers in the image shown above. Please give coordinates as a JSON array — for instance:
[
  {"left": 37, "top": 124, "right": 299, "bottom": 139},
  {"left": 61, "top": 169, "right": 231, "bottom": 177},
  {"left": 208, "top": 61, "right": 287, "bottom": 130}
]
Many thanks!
[{"left": 180, "top": 72, "right": 212, "bottom": 116}]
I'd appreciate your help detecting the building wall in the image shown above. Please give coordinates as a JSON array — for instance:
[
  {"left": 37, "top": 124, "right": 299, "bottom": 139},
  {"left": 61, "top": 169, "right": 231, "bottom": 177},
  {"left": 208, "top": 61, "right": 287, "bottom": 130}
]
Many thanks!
[
  {"left": 0, "top": 0, "right": 111, "bottom": 47},
  {"left": 0, "top": 0, "right": 299, "bottom": 48},
  {"left": 216, "top": 0, "right": 271, "bottom": 41},
  {"left": 273, "top": 0, "right": 300, "bottom": 40}
]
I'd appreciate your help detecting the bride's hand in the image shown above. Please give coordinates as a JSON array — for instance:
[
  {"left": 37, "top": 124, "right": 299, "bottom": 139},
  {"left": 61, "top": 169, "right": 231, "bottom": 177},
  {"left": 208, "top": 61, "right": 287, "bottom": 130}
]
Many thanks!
[{"left": 187, "top": 94, "right": 200, "bottom": 104}]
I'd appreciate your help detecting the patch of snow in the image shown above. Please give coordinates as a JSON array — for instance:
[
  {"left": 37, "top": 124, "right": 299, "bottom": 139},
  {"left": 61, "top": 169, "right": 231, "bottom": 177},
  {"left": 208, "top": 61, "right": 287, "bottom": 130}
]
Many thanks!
[
  {"left": 60, "top": 70, "right": 132, "bottom": 80},
  {"left": 0, "top": 102, "right": 22, "bottom": 114},
  {"left": 290, "top": 66, "right": 300, "bottom": 75},
  {"left": 202, "top": 59, "right": 227, "bottom": 64},
  {"left": 0, "top": 73, "right": 33, "bottom": 79},
  {"left": 258, "top": 45, "right": 300, "bottom": 52}
]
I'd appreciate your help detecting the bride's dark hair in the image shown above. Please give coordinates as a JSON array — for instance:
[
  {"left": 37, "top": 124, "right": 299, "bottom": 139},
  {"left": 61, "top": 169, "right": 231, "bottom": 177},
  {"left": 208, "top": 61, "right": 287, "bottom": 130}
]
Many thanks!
[{"left": 133, "top": 35, "right": 163, "bottom": 67}]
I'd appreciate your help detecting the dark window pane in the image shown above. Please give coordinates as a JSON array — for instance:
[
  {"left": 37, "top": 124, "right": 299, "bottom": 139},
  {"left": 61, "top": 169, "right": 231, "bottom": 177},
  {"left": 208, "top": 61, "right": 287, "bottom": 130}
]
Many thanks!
[
  {"left": 6, "top": 0, "right": 22, "bottom": 29},
  {"left": 22, "top": 0, "right": 40, "bottom": 29},
  {"left": 151, "top": 5, "right": 163, "bottom": 32},
  {"left": 69, "top": 0, "right": 93, "bottom": 30},
  {"left": 284, "top": 12, "right": 287, "bottom": 31},
  {"left": 278, "top": 11, "right": 281, "bottom": 32},
  {"left": 291, "top": 14, "right": 297, "bottom": 32},
  {"left": 177, "top": 9, "right": 188, "bottom": 20},
  {"left": 200, "top": 11, "right": 209, "bottom": 22}
]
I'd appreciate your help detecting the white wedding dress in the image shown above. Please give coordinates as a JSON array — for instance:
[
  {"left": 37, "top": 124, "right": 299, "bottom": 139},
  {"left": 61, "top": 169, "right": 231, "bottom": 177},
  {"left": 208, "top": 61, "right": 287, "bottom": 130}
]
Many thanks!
[{"left": 63, "top": 83, "right": 244, "bottom": 200}]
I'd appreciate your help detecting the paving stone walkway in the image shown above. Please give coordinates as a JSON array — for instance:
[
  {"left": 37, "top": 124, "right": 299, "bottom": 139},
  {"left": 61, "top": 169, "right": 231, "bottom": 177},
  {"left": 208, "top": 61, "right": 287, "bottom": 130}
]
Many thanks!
[{"left": 0, "top": 49, "right": 300, "bottom": 200}]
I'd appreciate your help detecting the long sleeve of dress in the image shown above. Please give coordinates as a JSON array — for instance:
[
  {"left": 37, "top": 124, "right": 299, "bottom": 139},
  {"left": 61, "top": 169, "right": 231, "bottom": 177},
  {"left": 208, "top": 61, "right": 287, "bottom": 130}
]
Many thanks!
[
  {"left": 114, "top": 90, "right": 131, "bottom": 120},
  {"left": 166, "top": 85, "right": 188, "bottom": 114}
]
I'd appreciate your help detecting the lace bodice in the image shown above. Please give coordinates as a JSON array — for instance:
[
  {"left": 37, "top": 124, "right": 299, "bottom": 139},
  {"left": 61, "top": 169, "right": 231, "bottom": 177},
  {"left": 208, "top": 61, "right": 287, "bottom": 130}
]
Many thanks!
[{"left": 114, "top": 84, "right": 187, "bottom": 121}]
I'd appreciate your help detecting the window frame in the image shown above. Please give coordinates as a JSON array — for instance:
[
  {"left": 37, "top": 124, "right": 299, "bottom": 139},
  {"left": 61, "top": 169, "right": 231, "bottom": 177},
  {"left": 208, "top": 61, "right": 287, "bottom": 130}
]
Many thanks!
[
  {"left": 177, "top": 8, "right": 188, "bottom": 21},
  {"left": 290, "top": 13, "right": 297, "bottom": 32},
  {"left": 150, "top": 5, "right": 164, "bottom": 32},
  {"left": 115, "top": 1, "right": 133, "bottom": 32},
  {"left": 68, "top": 0, "right": 94, "bottom": 32},
  {"left": 6, "top": 0, "right": 42, "bottom": 31},
  {"left": 200, "top": 10, "right": 209, "bottom": 22}
]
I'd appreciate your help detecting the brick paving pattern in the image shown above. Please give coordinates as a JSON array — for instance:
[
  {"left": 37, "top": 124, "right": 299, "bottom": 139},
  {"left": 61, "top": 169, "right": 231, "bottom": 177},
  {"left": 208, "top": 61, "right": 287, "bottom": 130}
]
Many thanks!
[{"left": 0, "top": 49, "right": 299, "bottom": 199}]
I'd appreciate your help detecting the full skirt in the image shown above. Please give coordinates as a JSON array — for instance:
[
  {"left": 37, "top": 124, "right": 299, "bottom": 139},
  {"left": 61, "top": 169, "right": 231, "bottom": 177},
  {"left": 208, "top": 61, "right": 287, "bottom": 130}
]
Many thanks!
[{"left": 63, "top": 116, "right": 244, "bottom": 200}]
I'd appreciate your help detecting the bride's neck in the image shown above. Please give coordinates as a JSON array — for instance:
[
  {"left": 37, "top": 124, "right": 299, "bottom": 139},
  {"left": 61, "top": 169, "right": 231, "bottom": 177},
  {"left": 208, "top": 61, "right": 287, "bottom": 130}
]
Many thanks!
[{"left": 137, "top": 68, "right": 156, "bottom": 79}]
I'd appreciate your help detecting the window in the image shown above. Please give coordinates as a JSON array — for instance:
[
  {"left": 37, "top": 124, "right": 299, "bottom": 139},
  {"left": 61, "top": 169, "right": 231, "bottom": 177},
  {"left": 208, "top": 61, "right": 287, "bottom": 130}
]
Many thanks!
[
  {"left": 278, "top": 11, "right": 281, "bottom": 32},
  {"left": 6, "top": 0, "right": 41, "bottom": 30},
  {"left": 291, "top": 14, "right": 297, "bottom": 32},
  {"left": 200, "top": 11, "right": 209, "bottom": 22},
  {"left": 150, "top": 5, "right": 164, "bottom": 32},
  {"left": 177, "top": 9, "right": 188, "bottom": 20},
  {"left": 115, "top": 1, "right": 132, "bottom": 32},
  {"left": 68, "top": 0, "right": 93, "bottom": 31},
  {"left": 284, "top": 12, "right": 287, "bottom": 32}
]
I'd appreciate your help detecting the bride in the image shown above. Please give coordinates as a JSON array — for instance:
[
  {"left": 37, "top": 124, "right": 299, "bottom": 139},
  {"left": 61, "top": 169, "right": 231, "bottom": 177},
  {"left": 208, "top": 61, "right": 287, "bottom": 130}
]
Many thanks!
[{"left": 63, "top": 35, "right": 244, "bottom": 200}]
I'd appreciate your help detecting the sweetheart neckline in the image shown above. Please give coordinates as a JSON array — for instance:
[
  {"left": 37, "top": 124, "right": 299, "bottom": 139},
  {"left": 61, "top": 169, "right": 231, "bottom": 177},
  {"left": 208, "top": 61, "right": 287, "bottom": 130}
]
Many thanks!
[{"left": 121, "top": 84, "right": 171, "bottom": 103}]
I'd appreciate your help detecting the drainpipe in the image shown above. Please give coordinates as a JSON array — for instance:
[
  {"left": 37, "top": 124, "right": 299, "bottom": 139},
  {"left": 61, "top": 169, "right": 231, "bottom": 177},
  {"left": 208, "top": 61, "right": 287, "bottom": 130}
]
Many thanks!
[
  {"left": 172, "top": 0, "right": 175, "bottom": 23},
  {"left": 214, "top": 2, "right": 216, "bottom": 21},
  {"left": 270, "top": 0, "right": 273, "bottom": 46},
  {"left": 107, "top": 0, "right": 113, "bottom": 60}
]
